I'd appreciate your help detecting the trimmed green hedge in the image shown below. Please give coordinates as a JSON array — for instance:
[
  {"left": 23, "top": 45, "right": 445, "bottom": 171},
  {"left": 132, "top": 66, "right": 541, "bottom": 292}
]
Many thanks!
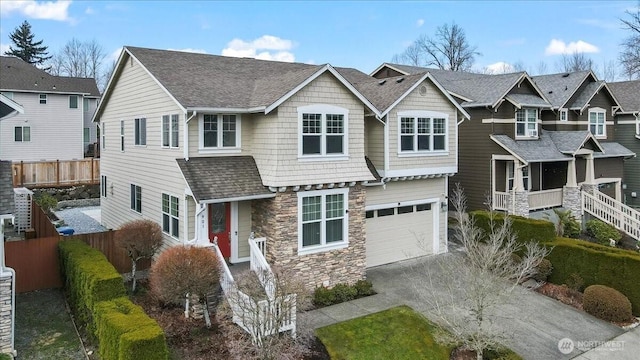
[
  {"left": 93, "top": 297, "right": 168, "bottom": 360},
  {"left": 470, "top": 211, "right": 556, "bottom": 244},
  {"left": 59, "top": 239, "right": 126, "bottom": 325},
  {"left": 545, "top": 237, "right": 640, "bottom": 315},
  {"left": 59, "top": 240, "right": 168, "bottom": 359}
]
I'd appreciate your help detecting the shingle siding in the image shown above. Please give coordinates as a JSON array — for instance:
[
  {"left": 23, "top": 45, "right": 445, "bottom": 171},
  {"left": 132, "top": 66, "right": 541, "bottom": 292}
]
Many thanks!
[{"left": 615, "top": 119, "right": 640, "bottom": 207}]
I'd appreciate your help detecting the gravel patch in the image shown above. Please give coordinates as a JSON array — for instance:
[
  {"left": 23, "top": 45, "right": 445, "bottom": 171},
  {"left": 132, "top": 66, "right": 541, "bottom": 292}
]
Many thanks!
[{"left": 54, "top": 206, "right": 106, "bottom": 234}]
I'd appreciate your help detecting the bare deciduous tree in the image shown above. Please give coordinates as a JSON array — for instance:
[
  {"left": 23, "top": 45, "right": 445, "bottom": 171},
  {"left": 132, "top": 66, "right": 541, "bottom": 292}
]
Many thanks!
[
  {"left": 394, "top": 23, "right": 481, "bottom": 71},
  {"left": 149, "top": 245, "right": 221, "bottom": 327},
  {"left": 535, "top": 60, "right": 549, "bottom": 76},
  {"left": 557, "top": 52, "right": 594, "bottom": 72},
  {"left": 219, "top": 267, "right": 313, "bottom": 360},
  {"left": 49, "top": 38, "right": 107, "bottom": 90},
  {"left": 620, "top": 3, "right": 640, "bottom": 79},
  {"left": 115, "top": 219, "right": 163, "bottom": 292},
  {"left": 411, "top": 185, "right": 551, "bottom": 360}
]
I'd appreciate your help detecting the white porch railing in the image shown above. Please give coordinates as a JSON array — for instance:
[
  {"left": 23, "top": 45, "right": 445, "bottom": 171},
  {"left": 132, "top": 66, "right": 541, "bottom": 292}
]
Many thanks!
[
  {"left": 528, "top": 189, "right": 563, "bottom": 211},
  {"left": 248, "top": 234, "right": 275, "bottom": 299},
  {"left": 211, "top": 237, "right": 297, "bottom": 343},
  {"left": 582, "top": 191, "right": 640, "bottom": 241},
  {"left": 493, "top": 191, "right": 510, "bottom": 211}
]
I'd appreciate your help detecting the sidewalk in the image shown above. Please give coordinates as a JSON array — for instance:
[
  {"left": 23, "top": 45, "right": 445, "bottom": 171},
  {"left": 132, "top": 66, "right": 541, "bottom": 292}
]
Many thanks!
[
  {"left": 301, "top": 253, "right": 629, "bottom": 360},
  {"left": 571, "top": 325, "right": 640, "bottom": 360}
]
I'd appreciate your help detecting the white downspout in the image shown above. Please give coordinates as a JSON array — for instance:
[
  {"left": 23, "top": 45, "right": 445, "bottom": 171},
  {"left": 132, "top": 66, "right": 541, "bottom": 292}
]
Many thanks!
[
  {"left": 383, "top": 114, "right": 389, "bottom": 186},
  {"left": 184, "top": 111, "right": 197, "bottom": 161}
]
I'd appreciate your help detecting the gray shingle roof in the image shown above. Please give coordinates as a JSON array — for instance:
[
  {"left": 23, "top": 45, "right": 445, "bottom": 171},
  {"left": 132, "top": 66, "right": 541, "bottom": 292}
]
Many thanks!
[
  {"left": 506, "top": 94, "right": 552, "bottom": 108},
  {"left": 531, "top": 71, "right": 592, "bottom": 108},
  {"left": 126, "top": 46, "right": 323, "bottom": 109},
  {"left": 570, "top": 81, "right": 604, "bottom": 110},
  {"left": 491, "top": 130, "right": 631, "bottom": 162},
  {"left": 381, "top": 63, "right": 535, "bottom": 108},
  {"left": 0, "top": 56, "right": 100, "bottom": 96},
  {"left": 608, "top": 80, "right": 640, "bottom": 113},
  {"left": 176, "top": 156, "right": 272, "bottom": 202}
]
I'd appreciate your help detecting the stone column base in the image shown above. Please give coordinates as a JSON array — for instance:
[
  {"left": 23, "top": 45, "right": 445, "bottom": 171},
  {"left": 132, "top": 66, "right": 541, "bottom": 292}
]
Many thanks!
[
  {"left": 562, "top": 186, "right": 582, "bottom": 222},
  {"left": 513, "top": 191, "right": 529, "bottom": 217},
  {"left": 581, "top": 183, "right": 598, "bottom": 195}
]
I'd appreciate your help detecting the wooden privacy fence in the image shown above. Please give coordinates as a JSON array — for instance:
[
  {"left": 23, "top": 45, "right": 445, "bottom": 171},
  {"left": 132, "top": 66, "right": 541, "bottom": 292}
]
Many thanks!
[
  {"left": 12, "top": 159, "right": 100, "bottom": 187},
  {"left": 67, "top": 231, "right": 151, "bottom": 274},
  {"left": 31, "top": 200, "right": 59, "bottom": 238}
]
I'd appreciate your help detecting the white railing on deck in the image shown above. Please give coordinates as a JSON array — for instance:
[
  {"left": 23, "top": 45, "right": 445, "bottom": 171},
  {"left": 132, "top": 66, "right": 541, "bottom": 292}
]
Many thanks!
[
  {"left": 528, "top": 189, "right": 563, "bottom": 211},
  {"left": 582, "top": 191, "right": 640, "bottom": 241},
  {"left": 248, "top": 235, "right": 275, "bottom": 299},
  {"left": 493, "top": 191, "right": 510, "bottom": 211},
  {"left": 211, "top": 236, "right": 297, "bottom": 343}
]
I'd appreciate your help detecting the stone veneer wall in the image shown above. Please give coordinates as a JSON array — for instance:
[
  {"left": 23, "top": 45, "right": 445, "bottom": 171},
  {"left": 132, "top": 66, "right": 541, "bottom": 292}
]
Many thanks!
[
  {"left": 512, "top": 191, "right": 530, "bottom": 217},
  {"left": 0, "top": 161, "right": 14, "bottom": 215},
  {"left": 0, "top": 274, "right": 13, "bottom": 354},
  {"left": 252, "top": 185, "right": 366, "bottom": 289},
  {"left": 562, "top": 186, "right": 582, "bottom": 221}
]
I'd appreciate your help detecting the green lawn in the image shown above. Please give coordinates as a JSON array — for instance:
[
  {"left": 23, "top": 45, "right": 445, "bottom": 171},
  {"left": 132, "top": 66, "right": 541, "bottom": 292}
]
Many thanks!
[{"left": 316, "top": 305, "right": 454, "bottom": 360}]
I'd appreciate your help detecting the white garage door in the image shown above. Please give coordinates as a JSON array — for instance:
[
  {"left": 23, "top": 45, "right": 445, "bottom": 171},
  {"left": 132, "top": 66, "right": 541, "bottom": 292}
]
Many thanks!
[{"left": 366, "top": 202, "right": 436, "bottom": 267}]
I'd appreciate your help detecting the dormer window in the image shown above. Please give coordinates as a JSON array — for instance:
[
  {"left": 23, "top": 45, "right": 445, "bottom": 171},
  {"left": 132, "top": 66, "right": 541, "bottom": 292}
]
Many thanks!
[
  {"left": 516, "top": 108, "right": 538, "bottom": 138},
  {"left": 588, "top": 108, "right": 606, "bottom": 137}
]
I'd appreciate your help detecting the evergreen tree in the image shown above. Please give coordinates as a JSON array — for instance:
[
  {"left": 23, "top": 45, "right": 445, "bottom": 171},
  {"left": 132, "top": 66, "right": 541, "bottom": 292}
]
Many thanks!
[{"left": 4, "top": 21, "right": 52, "bottom": 67}]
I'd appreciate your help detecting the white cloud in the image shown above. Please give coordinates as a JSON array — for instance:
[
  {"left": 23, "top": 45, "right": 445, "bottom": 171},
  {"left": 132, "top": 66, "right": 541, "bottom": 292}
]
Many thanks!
[
  {"left": 85, "top": 6, "right": 95, "bottom": 15},
  {"left": 416, "top": 19, "right": 424, "bottom": 27},
  {"left": 1, "top": 43, "right": 11, "bottom": 55},
  {"left": 222, "top": 35, "right": 295, "bottom": 62},
  {"left": 0, "top": 0, "right": 73, "bottom": 22},
  {"left": 483, "top": 61, "right": 515, "bottom": 74},
  {"left": 168, "top": 48, "right": 208, "bottom": 54},
  {"left": 108, "top": 47, "right": 123, "bottom": 63},
  {"left": 544, "top": 39, "right": 599, "bottom": 55}
]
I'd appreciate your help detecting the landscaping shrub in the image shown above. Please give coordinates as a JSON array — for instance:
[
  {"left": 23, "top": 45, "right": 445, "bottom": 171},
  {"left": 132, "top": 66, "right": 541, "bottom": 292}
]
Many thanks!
[
  {"left": 93, "top": 297, "right": 168, "bottom": 360},
  {"left": 550, "top": 209, "right": 581, "bottom": 238},
  {"left": 354, "top": 280, "right": 375, "bottom": 297},
  {"left": 586, "top": 219, "right": 622, "bottom": 245},
  {"left": 532, "top": 258, "right": 553, "bottom": 282},
  {"left": 34, "top": 192, "right": 58, "bottom": 215},
  {"left": 115, "top": 219, "right": 163, "bottom": 293},
  {"left": 313, "top": 286, "right": 336, "bottom": 307},
  {"left": 583, "top": 285, "right": 633, "bottom": 323},
  {"left": 470, "top": 211, "right": 556, "bottom": 244},
  {"left": 331, "top": 283, "right": 358, "bottom": 303},
  {"left": 545, "top": 237, "right": 640, "bottom": 315},
  {"left": 564, "top": 273, "right": 584, "bottom": 292}
]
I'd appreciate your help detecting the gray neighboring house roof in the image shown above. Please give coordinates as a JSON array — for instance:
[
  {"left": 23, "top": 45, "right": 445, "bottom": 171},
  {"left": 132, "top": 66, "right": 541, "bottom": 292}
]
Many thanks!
[
  {"left": 569, "top": 81, "right": 605, "bottom": 110},
  {"left": 608, "top": 80, "right": 640, "bottom": 114},
  {"left": 491, "top": 130, "right": 633, "bottom": 163},
  {"left": 176, "top": 156, "right": 273, "bottom": 203},
  {"left": 506, "top": 94, "right": 552, "bottom": 108},
  {"left": 0, "top": 56, "right": 100, "bottom": 96},
  {"left": 531, "top": 71, "right": 592, "bottom": 108}
]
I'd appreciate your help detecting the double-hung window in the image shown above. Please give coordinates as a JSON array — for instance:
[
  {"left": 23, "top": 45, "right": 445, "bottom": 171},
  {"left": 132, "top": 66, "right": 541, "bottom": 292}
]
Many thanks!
[
  {"left": 162, "top": 114, "right": 179, "bottom": 148},
  {"left": 199, "top": 114, "right": 240, "bottom": 151},
  {"left": 589, "top": 108, "right": 606, "bottom": 137},
  {"left": 130, "top": 184, "right": 142, "bottom": 213},
  {"left": 298, "top": 104, "right": 348, "bottom": 158},
  {"left": 516, "top": 108, "right": 538, "bottom": 138},
  {"left": 39, "top": 94, "right": 47, "bottom": 104},
  {"left": 398, "top": 111, "right": 447, "bottom": 153},
  {"left": 298, "top": 188, "right": 349, "bottom": 254},
  {"left": 69, "top": 95, "right": 78, "bottom": 109},
  {"left": 507, "top": 162, "right": 530, "bottom": 191},
  {"left": 134, "top": 118, "right": 146, "bottom": 145},
  {"left": 162, "top": 193, "right": 179, "bottom": 239},
  {"left": 14, "top": 126, "right": 30, "bottom": 142}
]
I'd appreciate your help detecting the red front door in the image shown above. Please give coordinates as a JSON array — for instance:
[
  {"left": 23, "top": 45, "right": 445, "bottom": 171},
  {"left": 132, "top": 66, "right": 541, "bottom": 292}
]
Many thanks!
[{"left": 209, "top": 202, "right": 231, "bottom": 258}]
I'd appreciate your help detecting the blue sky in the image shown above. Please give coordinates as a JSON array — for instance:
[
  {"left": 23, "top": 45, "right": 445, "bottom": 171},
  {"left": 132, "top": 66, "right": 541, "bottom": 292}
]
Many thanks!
[{"left": 0, "top": 0, "right": 638, "bottom": 77}]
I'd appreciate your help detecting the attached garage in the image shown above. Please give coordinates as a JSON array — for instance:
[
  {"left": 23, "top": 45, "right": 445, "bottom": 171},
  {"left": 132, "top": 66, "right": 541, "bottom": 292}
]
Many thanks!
[{"left": 365, "top": 200, "right": 439, "bottom": 267}]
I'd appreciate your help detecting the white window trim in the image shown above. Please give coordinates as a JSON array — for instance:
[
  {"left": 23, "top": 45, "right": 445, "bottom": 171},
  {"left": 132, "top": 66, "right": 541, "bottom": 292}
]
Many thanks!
[
  {"left": 130, "top": 184, "right": 142, "bottom": 214},
  {"left": 162, "top": 192, "right": 180, "bottom": 240},
  {"left": 635, "top": 114, "right": 640, "bottom": 138},
  {"left": 559, "top": 108, "right": 568, "bottom": 121},
  {"left": 134, "top": 117, "right": 147, "bottom": 146},
  {"left": 69, "top": 95, "right": 79, "bottom": 109},
  {"left": 515, "top": 108, "right": 539, "bottom": 138},
  {"left": 14, "top": 126, "right": 30, "bottom": 142},
  {"left": 39, "top": 94, "right": 47, "bottom": 104},
  {"left": 588, "top": 107, "right": 607, "bottom": 138},
  {"left": 120, "top": 120, "right": 125, "bottom": 152},
  {"left": 198, "top": 114, "right": 242, "bottom": 153},
  {"left": 397, "top": 110, "right": 449, "bottom": 156},
  {"left": 161, "top": 114, "right": 180, "bottom": 149},
  {"left": 297, "top": 104, "right": 349, "bottom": 161},
  {"left": 101, "top": 123, "right": 106, "bottom": 150},
  {"left": 506, "top": 162, "right": 531, "bottom": 191},
  {"left": 297, "top": 188, "right": 349, "bottom": 255}
]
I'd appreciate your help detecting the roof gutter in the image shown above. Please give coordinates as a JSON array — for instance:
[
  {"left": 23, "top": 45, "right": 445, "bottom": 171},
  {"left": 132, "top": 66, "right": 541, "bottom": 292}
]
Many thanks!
[{"left": 186, "top": 106, "right": 266, "bottom": 114}]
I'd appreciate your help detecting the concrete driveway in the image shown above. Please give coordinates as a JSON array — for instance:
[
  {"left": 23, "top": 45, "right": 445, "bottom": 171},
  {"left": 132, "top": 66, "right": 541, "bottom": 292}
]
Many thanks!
[{"left": 304, "top": 252, "right": 628, "bottom": 360}]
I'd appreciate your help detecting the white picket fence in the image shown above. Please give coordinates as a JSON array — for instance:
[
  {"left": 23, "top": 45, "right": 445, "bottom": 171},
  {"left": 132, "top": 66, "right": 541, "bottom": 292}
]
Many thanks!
[
  {"left": 212, "top": 237, "right": 296, "bottom": 343},
  {"left": 582, "top": 191, "right": 640, "bottom": 241}
]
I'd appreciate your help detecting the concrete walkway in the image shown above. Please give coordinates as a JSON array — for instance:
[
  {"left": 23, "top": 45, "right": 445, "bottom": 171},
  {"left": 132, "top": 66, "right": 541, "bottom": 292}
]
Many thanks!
[{"left": 301, "top": 252, "right": 633, "bottom": 360}]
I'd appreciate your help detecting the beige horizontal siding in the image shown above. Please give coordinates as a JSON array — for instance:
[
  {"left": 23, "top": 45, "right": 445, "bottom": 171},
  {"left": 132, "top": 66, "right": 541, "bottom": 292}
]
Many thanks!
[
  {"left": 366, "top": 117, "right": 384, "bottom": 171},
  {"left": 237, "top": 201, "right": 252, "bottom": 259}
]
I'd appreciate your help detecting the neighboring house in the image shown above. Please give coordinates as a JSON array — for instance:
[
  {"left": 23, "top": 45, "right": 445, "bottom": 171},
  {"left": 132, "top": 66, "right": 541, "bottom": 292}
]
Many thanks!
[
  {"left": 93, "top": 46, "right": 469, "bottom": 288},
  {"left": 609, "top": 80, "right": 640, "bottom": 208},
  {"left": 0, "top": 56, "right": 100, "bottom": 161},
  {"left": 372, "top": 64, "right": 634, "bottom": 219}
]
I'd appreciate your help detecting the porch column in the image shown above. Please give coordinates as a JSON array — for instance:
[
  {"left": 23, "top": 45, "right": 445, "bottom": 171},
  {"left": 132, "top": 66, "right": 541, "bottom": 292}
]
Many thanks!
[
  {"left": 584, "top": 153, "right": 595, "bottom": 184},
  {"left": 615, "top": 180, "right": 622, "bottom": 202},
  {"left": 194, "top": 204, "right": 209, "bottom": 246},
  {"left": 566, "top": 158, "right": 577, "bottom": 187},
  {"left": 513, "top": 160, "right": 525, "bottom": 192},
  {"left": 512, "top": 160, "right": 529, "bottom": 217},
  {"left": 563, "top": 158, "right": 582, "bottom": 221}
]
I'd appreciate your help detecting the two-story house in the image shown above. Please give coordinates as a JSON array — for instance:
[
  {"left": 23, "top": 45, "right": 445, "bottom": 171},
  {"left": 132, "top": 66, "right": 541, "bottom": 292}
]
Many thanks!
[
  {"left": 93, "top": 46, "right": 469, "bottom": 288},
  {"left": 372, "top": 64, "right": 634, "bottom": 222},
  {"left": 0, "top": 56, "right": 100, "bottom": 161},
  {"left": 609, "top": 80, "right": 640, "bottom": 208}
]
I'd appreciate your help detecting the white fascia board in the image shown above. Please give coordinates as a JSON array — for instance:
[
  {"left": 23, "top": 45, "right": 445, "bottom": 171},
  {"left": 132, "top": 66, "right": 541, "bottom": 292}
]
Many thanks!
[
  {"left": 0, "top": 94, "right": 24, "bottom": 114},
  {"left": 379, "top": 166, "right": 457, "bottom": 178},
  {"left": 1, "top": 89, "right": 91, "bottom": 96},
  {"left": 91, "top": 48, "right": 127, "bottom": 123},
  {"left": 187, "top": 106, "right": 266, "bottom": 114},
  {"left": 199, "top": 193, "right": 276, "bottom": 204},
  {"left": 369, "top": 63, "right": 410, "bottom": 77}
]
